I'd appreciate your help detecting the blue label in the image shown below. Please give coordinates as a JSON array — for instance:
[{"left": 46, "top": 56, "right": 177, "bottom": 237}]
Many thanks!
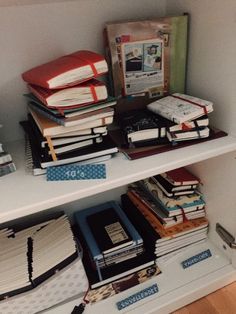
[
  {"left": 181, "top": 249, "right": 212, "bottom": 269},
  {"left": 116, "top": 284, "right": 159, "bottom": 310},
  {"left": 46, "top": 164, "right": 106, "bottom": 181}
]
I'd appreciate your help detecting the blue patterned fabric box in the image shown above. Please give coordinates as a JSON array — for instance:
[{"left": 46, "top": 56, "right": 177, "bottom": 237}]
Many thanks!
[{"left": 47, "top": 164, "right": 106, "bottom": 181}]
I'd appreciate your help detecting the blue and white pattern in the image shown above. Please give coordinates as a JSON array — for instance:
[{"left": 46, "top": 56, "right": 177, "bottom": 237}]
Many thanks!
[{"left": 47, "top": 164, "right": 106, "bottom": 181}]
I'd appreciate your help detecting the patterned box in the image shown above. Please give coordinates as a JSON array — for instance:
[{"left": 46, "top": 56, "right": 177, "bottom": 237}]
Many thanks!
[{"left": 0, "top": 257, "right": 88, "bottom": 314}]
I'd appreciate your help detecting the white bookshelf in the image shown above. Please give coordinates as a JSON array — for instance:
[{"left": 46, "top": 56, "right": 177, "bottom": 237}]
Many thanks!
[
  {"left": 1, "top": 135, "right": 236, "bottom": 224},
  {"left": 44, "top": 241, "right": 236, "bottom": 314},
  {"left": 0, "top": 1, "right": 236, "bottom": 313}
]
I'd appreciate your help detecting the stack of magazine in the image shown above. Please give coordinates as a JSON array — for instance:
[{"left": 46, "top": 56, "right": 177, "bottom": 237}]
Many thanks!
[
  {"left": 20, "top": 50, "right": 118, "bottom": 175},
  {"left": 124, "top": 167, "right": 209, "bottom": 259}
]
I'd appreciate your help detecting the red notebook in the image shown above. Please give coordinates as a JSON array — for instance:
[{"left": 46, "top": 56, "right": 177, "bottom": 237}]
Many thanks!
[
  {"left": 160, "top": 167, "right": 200, "bottom": 186},
  {"left": 28, "top": 79, "right": 108, "bottom": 108},
  {"left": 22, "top": 50, "right": 108, "bottom": 89}
]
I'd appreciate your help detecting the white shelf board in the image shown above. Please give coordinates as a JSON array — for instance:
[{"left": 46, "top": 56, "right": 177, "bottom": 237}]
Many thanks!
[
  {"left": 1, "top": 135, "right": 236, "bottom": 224},
  {"left": 43, "top": 240, "right": 236, "bottom": 314}
]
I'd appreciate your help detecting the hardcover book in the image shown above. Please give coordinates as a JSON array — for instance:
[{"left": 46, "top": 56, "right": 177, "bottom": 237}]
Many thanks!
[
  {"left": 127, "top": 187, "right": 205, "bottom": 229},
  {"left": 28, "top": 102, "right": 114, "bottom": 127},
  {"left": 28, "top": 107, "right": 114, "bottom": 137},
  {"left": 160, "top": 167, "right": 200, "bottom": 186},
  {"left": 22, "top": 50, "right": 108, "bottom": 89},
  {"left": 118, "top": 109, "right": 171, "bottom": 144},
  {"left": 104, "top": 15, "right": 188, "bottom": 97},
  {"left": 74, "top": 201, "right": 143, "bottom": 263},
  {"left": 147, "top": 93, "right": 214, "bottom": 124},
  {"left": 74, "top": 226, "right": 154, "bottom": 289},
  {"left": 167, "top": 126, "right": 210, "bottom": 143},
  {"left": 167, "top": 115, "right": 209, "bottom": 132},
  {"left": 20, "top": 120, "right": 118, "bottom": 169},
  {"left": 142, "top": 177, "right": 202, "bottom": 207},
  {"left": 122, "top": 193, "right": 208, "bottom": 257},
  {"left": 87, "top": 208, "right": 134, "bottom": 255},
  {"left": 24, "top": 93, "right": 117, "bottom": 118},
  {"left": 151, "top": 174, "right": 197, "bottom": 197},
  {"left": 28, "top": 79, "right": 108, "bottom": 108}
]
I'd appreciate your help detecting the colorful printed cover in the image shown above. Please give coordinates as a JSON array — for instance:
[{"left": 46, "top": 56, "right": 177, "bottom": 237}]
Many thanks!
[{"left": 104, "top": 15, "right": 188, "bottom": 97}]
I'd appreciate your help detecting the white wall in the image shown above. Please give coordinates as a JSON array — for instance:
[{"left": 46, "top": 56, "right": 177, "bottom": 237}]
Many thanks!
[
  {"left": 0, "top": 0, "right": 166, "bottom": 143},
  {"left": 1, "top": 0, "right": 235, "bottom": 141},
  {"left": 166, "top": 0, "right": 236, "bottom": 136}
]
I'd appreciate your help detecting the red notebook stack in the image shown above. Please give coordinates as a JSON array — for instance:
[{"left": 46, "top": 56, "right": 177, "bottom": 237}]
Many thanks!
[{"left": 21, "top": 50, "right": 118, "bottom": 165}]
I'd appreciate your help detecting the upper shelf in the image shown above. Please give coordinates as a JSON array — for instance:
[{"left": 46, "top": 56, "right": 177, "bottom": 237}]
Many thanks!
[{"left": 1, "top": 135, "right": 236, "bottom": 224}]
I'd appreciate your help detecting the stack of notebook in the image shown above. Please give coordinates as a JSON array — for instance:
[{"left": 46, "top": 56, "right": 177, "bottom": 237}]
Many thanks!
[
  {"left": 0, "top": 125, "right": 16, "bottom": 177},
  {"left": 73, "top": 201, "right": 157, "bottom": 292},
  {"left": 124, "top": 167, "right": 209, "bottom": 258},
  {"left": 21, "top": 50, "right": 118, "bottom": 175},
  {"left": 0, "top": 213, "right": 88, "bottom": 314},
  {"left": 147, "top": 93, "right": 213, "bottom": 143}
]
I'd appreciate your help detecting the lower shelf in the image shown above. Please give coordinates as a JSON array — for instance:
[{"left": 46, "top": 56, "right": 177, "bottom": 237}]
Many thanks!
[{"left": 43, "top": 240, "right": 236, "bottom": 314}]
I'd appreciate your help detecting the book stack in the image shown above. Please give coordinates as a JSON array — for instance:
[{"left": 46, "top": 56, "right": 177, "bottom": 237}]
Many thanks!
[
  {"left": 117, "top": 93, "right": 213, "bottom": 149},
  {"left": 123, "top": 167, "right": 209, "bottom": 258},
  {"left": 147, "top": 93, "right": 214, "bottom": 143},
  {"left": 0, "top": 125, "right": 16, "bottom": 177},
  {"left": 0, "top": 213, "right": 88, "bottom": 314},
  {"left": 74, "top": 201, "right": 159, "bottom": 302},
  {"left": 21, "top": 50, "right": 118, "bottom": 175}
]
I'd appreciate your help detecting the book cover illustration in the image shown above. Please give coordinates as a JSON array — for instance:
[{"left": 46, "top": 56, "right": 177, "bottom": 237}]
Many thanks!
[
  {"left": 120, "top": 38, "right": 164, "bottom": 96},
  {"left": 104, "top": 15, "right": 188, "bottom": 97},
  {"left": 87, "top": 264, "right": 160, "bottom": 303}
]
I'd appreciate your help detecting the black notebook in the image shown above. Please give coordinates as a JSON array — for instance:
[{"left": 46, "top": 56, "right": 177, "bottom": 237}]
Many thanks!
[
  {"left": 151, "top": 174, "right": 196, "bottom": 197},
  {"left": 87, "top": 208, "right": 133, "bottom": 255},
  {"left": 118, "top": 109, "right": 172, "bottom": 145},
  {"left": 73, "top": 223, "right": 155, "bottom": 289},
  {"left": 20, "top": 119, "right": 118, "bottom": 169}
]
